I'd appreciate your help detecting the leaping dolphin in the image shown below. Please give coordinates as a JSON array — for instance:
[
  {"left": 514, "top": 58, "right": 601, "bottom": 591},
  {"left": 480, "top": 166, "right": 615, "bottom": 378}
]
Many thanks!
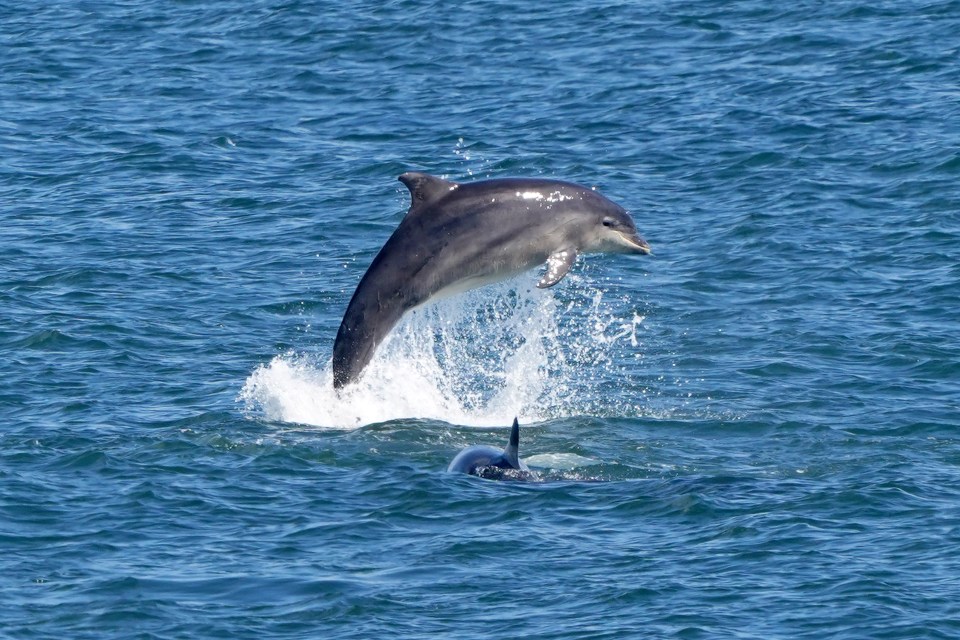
[
  {"left": 333, "top": 172, "right": 651, "bottom": 389},
  {"left": 447, "top": 417, "right": 531, "bottom": 479}
]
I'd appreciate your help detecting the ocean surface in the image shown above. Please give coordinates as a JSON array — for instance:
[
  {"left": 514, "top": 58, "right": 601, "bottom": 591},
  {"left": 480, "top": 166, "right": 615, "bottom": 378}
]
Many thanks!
[{"left": 3, "top": 1, "right": 960, "bottom": 637}]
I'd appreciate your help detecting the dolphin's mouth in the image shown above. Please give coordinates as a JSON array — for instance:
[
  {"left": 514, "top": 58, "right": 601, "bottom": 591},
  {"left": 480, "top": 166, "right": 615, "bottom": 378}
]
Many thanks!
[{"left": 619, "top": 231, "right": 652, "bottom": 255}]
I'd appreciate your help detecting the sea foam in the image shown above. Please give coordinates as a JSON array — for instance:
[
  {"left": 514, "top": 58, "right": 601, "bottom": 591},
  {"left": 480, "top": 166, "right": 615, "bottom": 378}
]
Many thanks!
[{"left": 240, "top": 276, "right": 644, "bottom": 429}]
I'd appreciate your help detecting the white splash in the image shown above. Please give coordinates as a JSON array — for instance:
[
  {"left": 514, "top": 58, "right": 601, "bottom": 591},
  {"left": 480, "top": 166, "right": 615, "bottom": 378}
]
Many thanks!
[{"left": 240, "top": 277, "right": 644, "bottom": 430}]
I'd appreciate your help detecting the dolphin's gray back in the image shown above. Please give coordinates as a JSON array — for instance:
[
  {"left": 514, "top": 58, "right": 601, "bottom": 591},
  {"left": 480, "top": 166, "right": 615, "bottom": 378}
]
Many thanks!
[{"left": 332, "top": 175, "right": 450, "bottom": 387}]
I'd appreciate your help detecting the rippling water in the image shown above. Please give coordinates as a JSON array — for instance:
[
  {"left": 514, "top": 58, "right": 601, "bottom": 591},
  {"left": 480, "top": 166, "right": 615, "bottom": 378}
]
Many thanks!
[{"left": 3, "top": 1, "right": 960, "bottom": 638}]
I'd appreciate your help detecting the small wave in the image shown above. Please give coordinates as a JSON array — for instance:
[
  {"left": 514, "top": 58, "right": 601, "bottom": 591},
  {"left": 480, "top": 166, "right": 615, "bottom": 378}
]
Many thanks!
[
  {"left": 240, "top": 276, "right": 647, "bottom": 429},
  {"left": 11, "top": 329, "right": 110, "bottom": 351},
  {"left": 524, "top": 452, "right": 601, "bottom": 470}
]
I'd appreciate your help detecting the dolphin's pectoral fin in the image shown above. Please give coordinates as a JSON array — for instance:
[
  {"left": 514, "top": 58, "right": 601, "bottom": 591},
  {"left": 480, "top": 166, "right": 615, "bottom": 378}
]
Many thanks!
[{"left": 537, "top": 248, "right": 578, "bottom": 288}]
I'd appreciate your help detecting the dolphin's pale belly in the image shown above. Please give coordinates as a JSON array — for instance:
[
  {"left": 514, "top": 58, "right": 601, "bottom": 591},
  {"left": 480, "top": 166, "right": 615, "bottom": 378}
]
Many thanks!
[
  {"left": 424, "top": 241, "right": 554, "bottom": 304},
  {"left": 428, "top": 265, "right": 534, "bottom": 303}
]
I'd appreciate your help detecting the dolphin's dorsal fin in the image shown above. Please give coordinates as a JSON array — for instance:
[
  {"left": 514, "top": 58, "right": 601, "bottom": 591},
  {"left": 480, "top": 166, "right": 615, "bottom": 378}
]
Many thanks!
[
  {"left": 398, "top": 172, "right": 456, "bottom": 214},
  {"left": 504, "top": 417, "right": 521, "bottom": 469}
]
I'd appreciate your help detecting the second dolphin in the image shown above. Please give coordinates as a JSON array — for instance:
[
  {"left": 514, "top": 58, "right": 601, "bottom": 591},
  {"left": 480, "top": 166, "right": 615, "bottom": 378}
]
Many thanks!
[{"left": 447, "top": 418, "right": 531, "bottom": 480}]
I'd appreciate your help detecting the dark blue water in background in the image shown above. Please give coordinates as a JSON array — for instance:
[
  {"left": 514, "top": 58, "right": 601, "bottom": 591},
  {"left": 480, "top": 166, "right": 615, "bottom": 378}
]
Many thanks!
[{"left": 3, "top": 1, "right": 960, "bottom": 637}]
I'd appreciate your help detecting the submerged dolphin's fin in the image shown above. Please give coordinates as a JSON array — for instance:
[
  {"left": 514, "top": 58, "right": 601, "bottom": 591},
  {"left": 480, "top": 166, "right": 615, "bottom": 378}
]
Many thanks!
[
  {"left": 504, "top": 417, "right": 521, "bottom": 469},
  {"left": 398, "top": 172, "right": 456, "bottom": 214},
  {"left": 538, "top": 248, "right": 578, "bottom": 288}
]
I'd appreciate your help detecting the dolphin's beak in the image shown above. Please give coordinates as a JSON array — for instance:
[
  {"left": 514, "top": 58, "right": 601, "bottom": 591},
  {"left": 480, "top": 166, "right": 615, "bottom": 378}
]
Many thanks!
[{"left": 620, "top": 232, "right": 652, "bottom": 255}]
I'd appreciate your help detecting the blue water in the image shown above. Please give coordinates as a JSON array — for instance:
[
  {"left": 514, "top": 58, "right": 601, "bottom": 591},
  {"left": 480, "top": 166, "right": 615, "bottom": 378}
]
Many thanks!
[{"left": 3, "top": 1, "right": 960, "bottom": 637}]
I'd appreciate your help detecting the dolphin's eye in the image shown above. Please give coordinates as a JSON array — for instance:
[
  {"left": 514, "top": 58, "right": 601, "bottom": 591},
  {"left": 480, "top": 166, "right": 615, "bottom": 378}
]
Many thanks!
[{"left": 602, "top": 218, "right": 616, "bottom": 228}]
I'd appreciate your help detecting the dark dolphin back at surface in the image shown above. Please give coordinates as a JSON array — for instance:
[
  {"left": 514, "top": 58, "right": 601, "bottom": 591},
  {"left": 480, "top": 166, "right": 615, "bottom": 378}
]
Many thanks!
[{"left": 447, "top": 418, "right": 532, "bottom": 479}]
